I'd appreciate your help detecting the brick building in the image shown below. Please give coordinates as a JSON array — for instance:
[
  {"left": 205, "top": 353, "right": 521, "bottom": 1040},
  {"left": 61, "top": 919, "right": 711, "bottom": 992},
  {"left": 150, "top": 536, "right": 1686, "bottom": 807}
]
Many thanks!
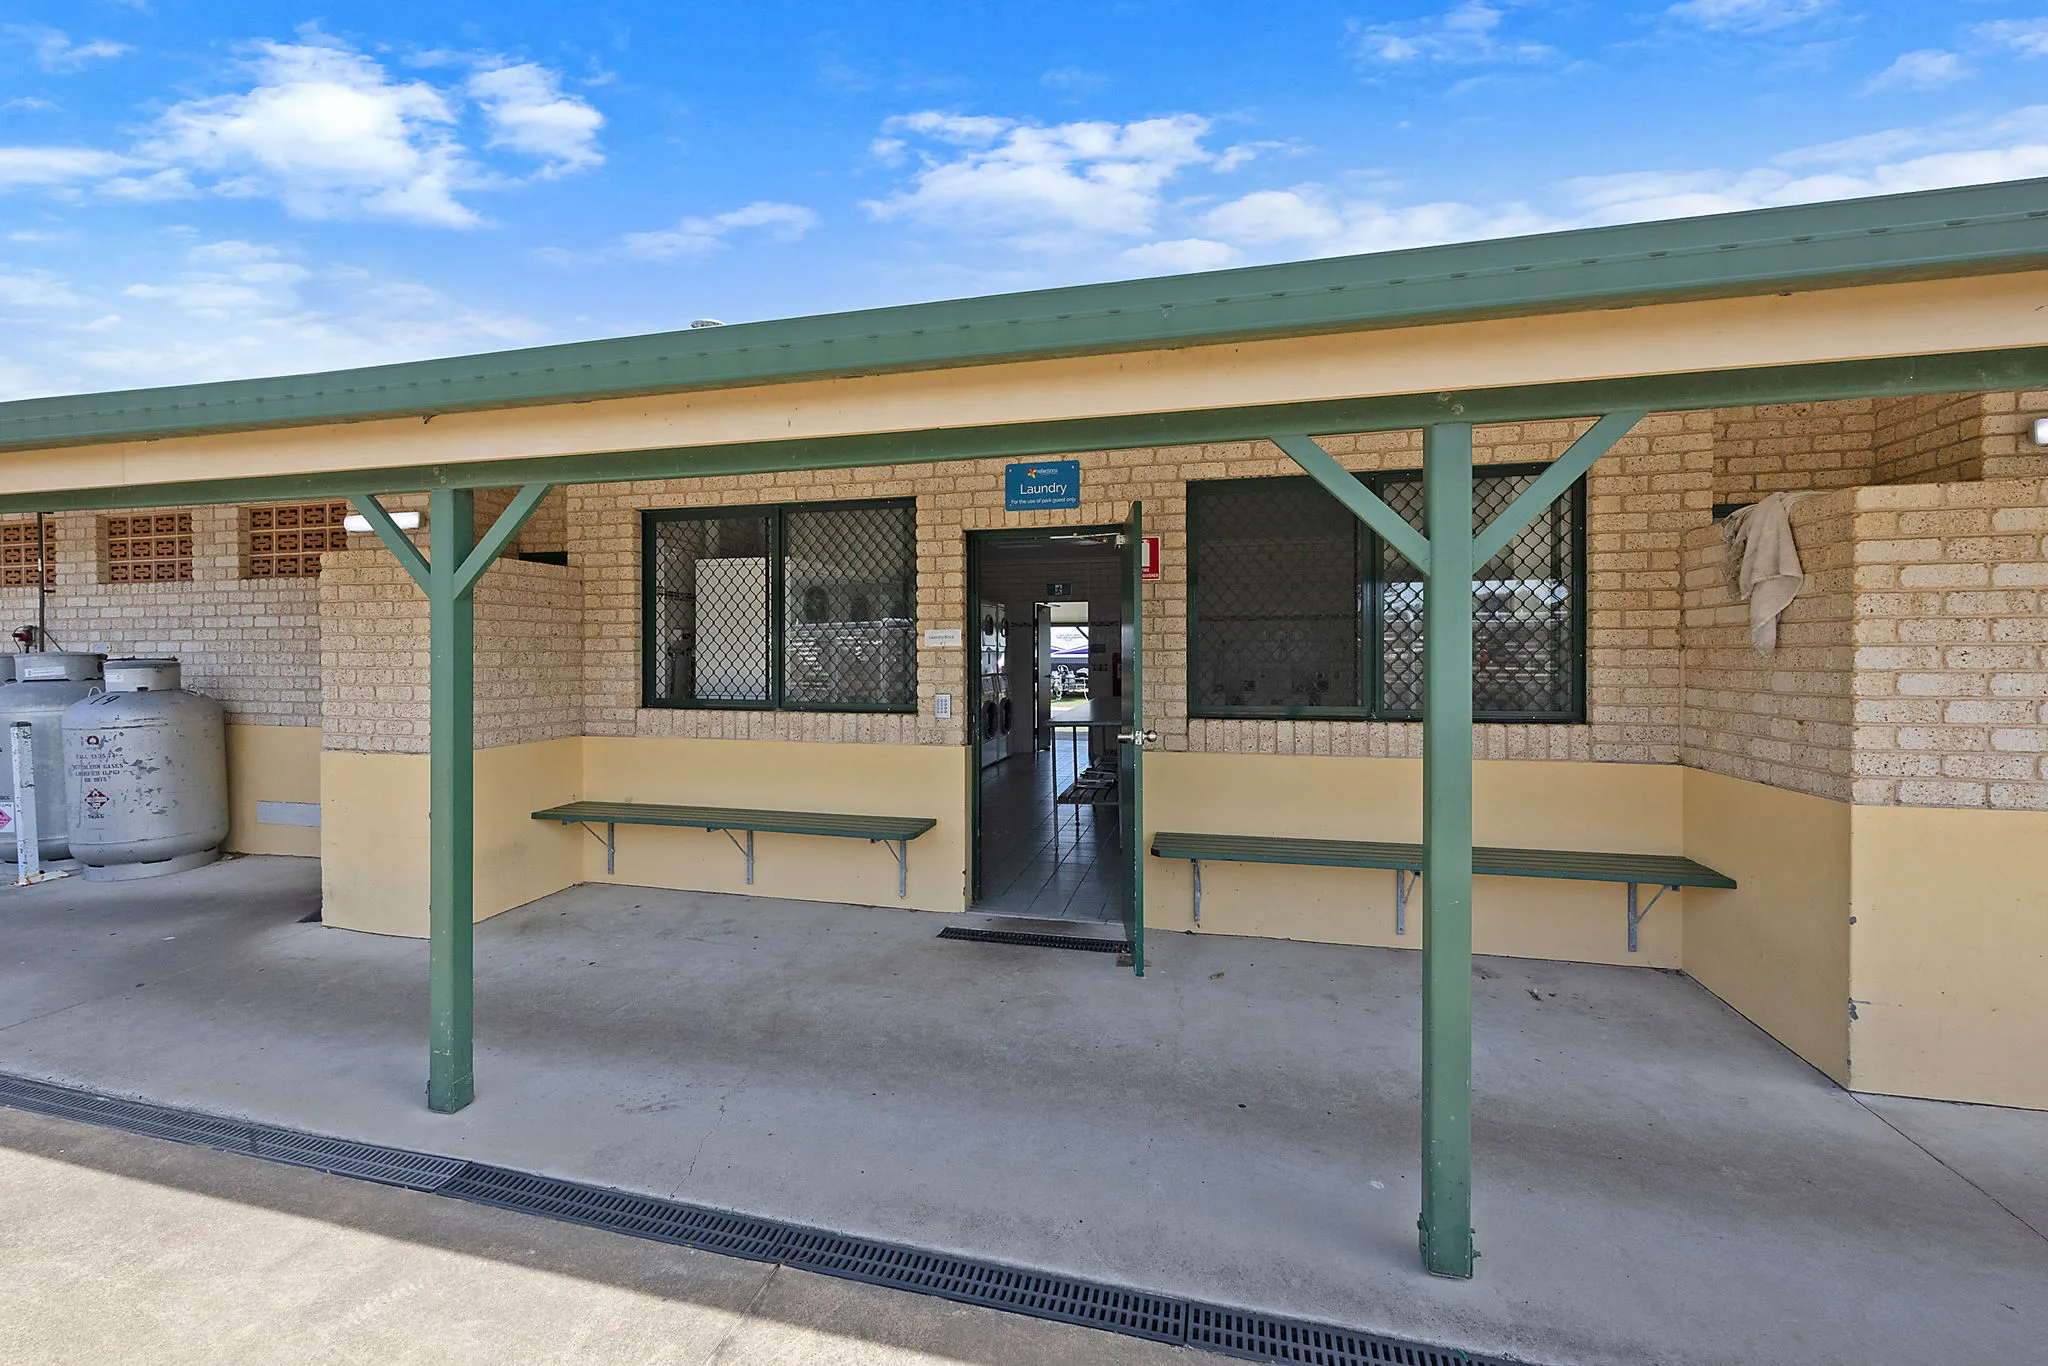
[{"left": 1, "top": 179, "right": 2044, "bottom": 1170}]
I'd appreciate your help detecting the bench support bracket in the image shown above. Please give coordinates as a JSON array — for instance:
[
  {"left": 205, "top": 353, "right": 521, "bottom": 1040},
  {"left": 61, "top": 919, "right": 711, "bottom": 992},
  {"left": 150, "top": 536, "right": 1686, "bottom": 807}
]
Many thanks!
[
  {"left": 570, "top": 821, "right": 617, "bottom": 875},
  {"left": 1626, "top": 883, "right": 1676, "bottom": 953},
  {"left": 873, "top": 837, "right": 910, "bottom": 898},
  {"left": 715, "top": 828, "right": 755, "bottom": 885},
  {"left": 1394, "top": 868, "right": 1415, "bottom": 936}
]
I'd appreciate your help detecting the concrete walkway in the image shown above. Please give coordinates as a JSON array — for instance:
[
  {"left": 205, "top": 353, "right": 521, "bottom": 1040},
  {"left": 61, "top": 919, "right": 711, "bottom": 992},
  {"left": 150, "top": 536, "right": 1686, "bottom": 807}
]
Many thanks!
[
  {"left": 2, "top": 855, "right": 2045, "bottom": 1365},
  {"left": 0, "top": 1107, "right": 1183, "bottom": 1365}
]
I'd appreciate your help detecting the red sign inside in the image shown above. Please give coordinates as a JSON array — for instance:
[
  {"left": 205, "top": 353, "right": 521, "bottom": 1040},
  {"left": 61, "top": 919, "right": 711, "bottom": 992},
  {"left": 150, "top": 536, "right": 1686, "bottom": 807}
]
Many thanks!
[{"left": 1141, "top": 535, "right": 1161, "bottom": 581}]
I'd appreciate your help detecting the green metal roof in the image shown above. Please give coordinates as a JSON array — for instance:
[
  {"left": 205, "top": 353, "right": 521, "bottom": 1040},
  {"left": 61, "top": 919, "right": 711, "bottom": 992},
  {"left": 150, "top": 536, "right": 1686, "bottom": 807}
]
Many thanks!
[{"left": 3, "top": 176, "right": 2047, "bottom": 455}]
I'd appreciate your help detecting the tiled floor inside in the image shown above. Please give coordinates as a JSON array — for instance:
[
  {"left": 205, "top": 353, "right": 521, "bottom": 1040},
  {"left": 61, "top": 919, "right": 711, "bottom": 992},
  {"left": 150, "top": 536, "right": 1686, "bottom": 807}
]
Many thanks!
[{"left": 973, "top": 732, "right": 1121, "bottom": 922}]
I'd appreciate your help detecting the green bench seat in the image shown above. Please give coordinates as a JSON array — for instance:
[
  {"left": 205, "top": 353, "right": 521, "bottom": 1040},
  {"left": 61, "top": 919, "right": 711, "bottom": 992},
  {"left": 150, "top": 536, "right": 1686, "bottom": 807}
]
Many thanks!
[
  {"left": 1149, "top": 831, "right": 1735, "bottom": 952},
  {"left": 533, "top": 801, "right": 937, "bottom": 898}
]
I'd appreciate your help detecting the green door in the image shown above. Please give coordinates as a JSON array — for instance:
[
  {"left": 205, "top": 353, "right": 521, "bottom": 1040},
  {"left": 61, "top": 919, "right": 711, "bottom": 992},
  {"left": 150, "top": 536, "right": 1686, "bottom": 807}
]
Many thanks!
[{"left": 1118, "top": 501, "right": 1147, "bottom": 976}]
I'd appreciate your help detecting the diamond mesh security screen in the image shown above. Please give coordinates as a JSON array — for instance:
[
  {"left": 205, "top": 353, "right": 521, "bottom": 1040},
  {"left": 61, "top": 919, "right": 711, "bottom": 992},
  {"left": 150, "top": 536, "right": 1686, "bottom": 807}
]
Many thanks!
[
  {"left": 782, "top": 503, "right": 917, "bottom": 709},
  {"left": 1376, "top": 471, "right": 1580, "bottom": 719},
  {"left": 1190, "top": 480, "right": 1361, "bottom": 710},
  {"left": 647, "top": 512, "right": 773, "bottom": 704},
  {"left": 104, "top": 513, "right": 194, "bottom": 584},
  {"left": 1189, "top": 468, "right": 1582, "bottom": 721},
  {"left": 644, "top": 500, "right": 917, "bottom": 710}
]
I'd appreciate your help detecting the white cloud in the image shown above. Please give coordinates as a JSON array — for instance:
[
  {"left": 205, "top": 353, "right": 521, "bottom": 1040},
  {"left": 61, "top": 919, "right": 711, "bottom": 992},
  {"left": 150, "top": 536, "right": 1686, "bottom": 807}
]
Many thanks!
[
  {"left": 0, "top": 270, "right": 81, "bottom": 308},
  {"left": 1351, "top": 2, "right": 1554, "bottom": 66},
  {"left": 467, "top": 63, "right": 604, "bottom": 176},
  {"left": 1120, "top": 238, "right": 1241, "bottom": 273},
  {"left": 0, "top": 146, "right": 132, "bottom": 190},
  {"left": 1864, "top": 50, "right": 1970, "bottom": 94},
  {"left": 1978, "top": 20, "right": 2048, "bottom": 59},
  {"left": 2, "top": 97, "right": 61, "bottom": 113},
  {"left": 147, "top": 39, "right": 481, "bottom": 227},
  {"left": 0, "top": 237, "right": 548, "bottom": 399},
  {"left": 1664, "top": 0, "right": 1833, "bottom": 35},
  {"left": 6, "top": 26, "right": 131, "bottom": 73},
  {"left": 1196, "top": 185, "right": 1553, "bottom": 258},
  {"left": 864, "top": 112, "right": 1216, "bottom": 248},
  {"left": 618, "top": 201, "right": 818, "bottom": 262}
]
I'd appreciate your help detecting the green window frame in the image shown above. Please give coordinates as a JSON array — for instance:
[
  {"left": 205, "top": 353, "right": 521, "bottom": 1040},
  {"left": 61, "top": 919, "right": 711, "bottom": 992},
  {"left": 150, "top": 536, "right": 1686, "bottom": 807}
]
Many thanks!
[
  {"left": 642, "top": 498, "right": 918, "bottom": 713},
  {"left": 1187, "top": 464, "right": 1587, "bottom": 723}
]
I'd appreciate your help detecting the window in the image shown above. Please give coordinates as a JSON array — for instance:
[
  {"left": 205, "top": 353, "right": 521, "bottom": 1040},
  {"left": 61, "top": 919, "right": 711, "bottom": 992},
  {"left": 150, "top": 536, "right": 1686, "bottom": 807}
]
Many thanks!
[
  {"left": 643, "top": 500, "right": 917, "bottom": 711},
  {"left": 246, "top": 501, "right": 350, "bottom": 579},
  {"left": 1189, "top": 466, "right": 1584, "bottom": 721},
  {"left": 0, "top": 520, "right": 52, "bottom": 589},
  {"left": 103, "top": 513, "right": 194, "bottom": 584}
]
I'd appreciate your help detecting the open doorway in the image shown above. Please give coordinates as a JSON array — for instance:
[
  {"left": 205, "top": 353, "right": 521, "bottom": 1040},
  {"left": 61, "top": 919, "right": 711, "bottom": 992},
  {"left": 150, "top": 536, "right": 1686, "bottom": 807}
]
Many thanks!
[{"left": 967, "top": 526, "right": 1124, "bottom": 921}]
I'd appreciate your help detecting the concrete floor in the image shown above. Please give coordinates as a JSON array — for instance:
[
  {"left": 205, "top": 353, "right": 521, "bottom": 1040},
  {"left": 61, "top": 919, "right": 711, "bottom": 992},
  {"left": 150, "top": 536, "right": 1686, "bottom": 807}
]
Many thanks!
[
  {"left": 2, "top": 855, "right": 2045, "bottom": 1366},
  {"left": 0, "top": 1108, "right": 1184, "bottom": 1365}
]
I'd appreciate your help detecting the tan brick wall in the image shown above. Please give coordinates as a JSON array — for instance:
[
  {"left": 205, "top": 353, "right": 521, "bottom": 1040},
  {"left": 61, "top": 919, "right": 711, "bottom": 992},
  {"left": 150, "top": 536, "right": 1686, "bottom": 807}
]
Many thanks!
[
  {"left": 320, "top": 552, "right": 582, "bottom": 754},
  {"left": 0, "top": 507, "right": 320, "bottom": 725},
  {"left": 1712, "top": 400, "right": 1877, "bottom": 502},
  {"left": 1873, "top": 392, "right": 1989, "bottom": 485},
  {"left": 1680, "top": 493, "right": 1857, "bottom": 800},
  {"left": 1846, "top": 478, "right": 2048, "bottom": 810},
  {"left": 1680, "top": 478, "right": 2048, "bottom": 810},
  {"left": 570, "top": 412, "right": 1714, "bottom": 764}
]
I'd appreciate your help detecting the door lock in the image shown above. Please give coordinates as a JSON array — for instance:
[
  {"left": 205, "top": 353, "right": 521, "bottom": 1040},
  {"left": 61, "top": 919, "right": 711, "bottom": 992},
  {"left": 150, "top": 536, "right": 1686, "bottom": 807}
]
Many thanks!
[{"left": 1118, "top": 729, "right": 1158, "bottom": 747}]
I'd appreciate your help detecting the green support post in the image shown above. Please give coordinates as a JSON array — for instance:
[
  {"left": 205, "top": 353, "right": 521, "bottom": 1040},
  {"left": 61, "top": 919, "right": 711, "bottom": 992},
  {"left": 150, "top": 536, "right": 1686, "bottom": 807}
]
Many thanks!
[
  {"left": 351, "top": 483, "right": 555, "bottom": 1113},
  {"left": 1418, "top": 423, "right": 1477, "bottom": 1277},
  {"left": 426, "top": 487, "right": 476, "bottom": 1112}
]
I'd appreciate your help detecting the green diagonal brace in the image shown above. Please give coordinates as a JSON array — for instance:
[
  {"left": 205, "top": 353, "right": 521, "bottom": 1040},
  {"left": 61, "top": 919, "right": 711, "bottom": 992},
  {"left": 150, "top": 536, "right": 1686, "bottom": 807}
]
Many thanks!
[
  {"left": 350, "top": 484, "right": 555, "bottom": 1113},
  {"left": 1272, "top": 434, "right": 1432, "bottom": 577},
  {"left": 1470, "top": 412, "right": 1642, "bottom": 566}
]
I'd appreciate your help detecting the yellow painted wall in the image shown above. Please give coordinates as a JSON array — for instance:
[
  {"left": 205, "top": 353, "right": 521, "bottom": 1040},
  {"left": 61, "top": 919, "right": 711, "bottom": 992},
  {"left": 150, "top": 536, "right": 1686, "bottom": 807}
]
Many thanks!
[
  {"left": 1680, "top": 767, "right": 1852, "bottom": 1083},
  {"left": 1142, "top": 752, "right": 1686, "bottom": 967},
  {"left": 320, "top": 738, "right": 583, "bottom": 936},
  {"left": 1847, "top": 804, "right": 2048, "bottom": 1110},
  {"left": 580, "top": 736, "right": 967, "bottom": 912},
  {"left": 223, "top": 723, "right": 322, "bottom": 857}
]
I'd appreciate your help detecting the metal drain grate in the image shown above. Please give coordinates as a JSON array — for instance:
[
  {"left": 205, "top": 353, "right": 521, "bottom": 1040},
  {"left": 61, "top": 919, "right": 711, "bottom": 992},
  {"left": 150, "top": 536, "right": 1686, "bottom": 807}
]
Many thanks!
[
  {"left": 780, "top": 1227, "right": 1187, "bottom": 1342},
  {"left": 439, "top": 1165, "right": 787, "bottom": 1262},
  {"left": 0, "top": 1070, "right": 1542, "bottom": 1366},
  {"left": 1188, "top": 1302, "right": 1520, "bottom": 1366},
  {"left": 936, "top": 927, "right": 1132, "bottom": 953},
  {"left": 252, "top": 1128, "right": 465, "bottom": 1191}
]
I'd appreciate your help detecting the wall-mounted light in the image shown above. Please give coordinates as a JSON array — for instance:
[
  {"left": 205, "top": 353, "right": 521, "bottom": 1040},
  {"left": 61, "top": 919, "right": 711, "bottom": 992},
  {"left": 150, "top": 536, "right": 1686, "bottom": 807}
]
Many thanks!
[
  {"left": 342, "top": 510, "right": 421, "bottom": 533},
  {"left": 2033, "top": 417, "right": 2048, "bottom": 448}
]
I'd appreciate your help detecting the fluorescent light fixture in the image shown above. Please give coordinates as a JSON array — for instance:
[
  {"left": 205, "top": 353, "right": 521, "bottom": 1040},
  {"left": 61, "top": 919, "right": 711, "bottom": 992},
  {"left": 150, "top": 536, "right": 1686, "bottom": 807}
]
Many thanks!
[
  {"left": 2034, "top": 417, "right": 2048, "bottom": 447},
  {"left": 342, "top": 511, "right": 420, "bottom": 533}
]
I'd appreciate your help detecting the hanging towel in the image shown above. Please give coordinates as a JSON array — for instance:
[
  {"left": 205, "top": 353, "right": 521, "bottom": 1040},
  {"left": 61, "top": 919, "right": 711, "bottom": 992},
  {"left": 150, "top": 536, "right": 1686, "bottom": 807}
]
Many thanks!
[{"left": 1722, "top": 492, "right": 1814, "bottom": 653}]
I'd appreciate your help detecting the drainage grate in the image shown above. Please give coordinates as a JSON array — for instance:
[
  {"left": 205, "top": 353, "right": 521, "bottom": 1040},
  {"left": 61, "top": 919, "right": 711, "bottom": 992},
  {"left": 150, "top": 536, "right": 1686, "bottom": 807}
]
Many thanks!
[
  {"left": 780, "top": 1227, "right": 1187, "bottom": 1342},
  {"left": 0, "top": 1070, "right": 1543, "bottom": 1366},
  {"left": 252, "top": 1128, "right": 465, "bottom": 1191},
  {"left": 1188, "top": 1303, "right": 1521, "bottom": 1366},
  {"left": 936, "top": 927, "right": 1132, "bottom": 954},
  {"left": 439, "top": 1165, "right": 787, "bottom": 1262}
]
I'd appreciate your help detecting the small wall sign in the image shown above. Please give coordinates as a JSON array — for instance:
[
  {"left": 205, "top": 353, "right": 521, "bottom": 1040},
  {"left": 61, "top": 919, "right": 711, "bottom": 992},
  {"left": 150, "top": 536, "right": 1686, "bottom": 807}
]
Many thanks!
[
  {"left": 1045, "top": 582, "right": 1072, "bottom": 598},
  {"left": 922, "top": 627, "right": 963, "bottom": 647},
  {"left": 1005, "top": 460, "right": 1081, "bottom": 511},
  {"left": 1140, "top": 536, "right": 1160, "bottom": 581}
]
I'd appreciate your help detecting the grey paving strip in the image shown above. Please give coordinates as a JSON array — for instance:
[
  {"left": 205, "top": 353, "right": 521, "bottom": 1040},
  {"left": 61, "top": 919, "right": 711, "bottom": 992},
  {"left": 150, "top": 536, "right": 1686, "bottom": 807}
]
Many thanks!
[{"left": 0, "top": 1068, "right": 1535, "bottom": 1366}]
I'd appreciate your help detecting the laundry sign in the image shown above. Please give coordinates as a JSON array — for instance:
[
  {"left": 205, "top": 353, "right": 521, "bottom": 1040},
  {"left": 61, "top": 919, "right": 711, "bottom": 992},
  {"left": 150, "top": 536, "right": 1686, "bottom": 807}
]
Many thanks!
[{"left": 1005, "top": 460, "right": 1080, "bottom": 511}]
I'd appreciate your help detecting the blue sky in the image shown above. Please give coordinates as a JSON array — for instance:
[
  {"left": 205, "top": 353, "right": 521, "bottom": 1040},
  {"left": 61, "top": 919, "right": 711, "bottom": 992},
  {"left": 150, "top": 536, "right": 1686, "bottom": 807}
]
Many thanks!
[{"left": 2, "top": 1, "right": 2046, "bottom": 399}]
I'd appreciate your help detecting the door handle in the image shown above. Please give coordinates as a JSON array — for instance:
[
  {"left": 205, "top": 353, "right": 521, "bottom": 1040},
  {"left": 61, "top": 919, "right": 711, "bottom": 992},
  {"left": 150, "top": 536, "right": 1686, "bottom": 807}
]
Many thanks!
[{"left": 1118, "top": 729, "right": 1158, "bottom": 747}]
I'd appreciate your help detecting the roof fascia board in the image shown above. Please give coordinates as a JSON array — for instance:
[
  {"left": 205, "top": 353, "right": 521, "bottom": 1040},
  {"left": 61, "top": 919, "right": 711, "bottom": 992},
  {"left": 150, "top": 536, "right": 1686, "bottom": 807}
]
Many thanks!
[
  {"left": 3, "top": 178, "right": 2047, "bottom": 454},
  {"left": 2, "top": 344, "right": 2040, "bottom": 515}
]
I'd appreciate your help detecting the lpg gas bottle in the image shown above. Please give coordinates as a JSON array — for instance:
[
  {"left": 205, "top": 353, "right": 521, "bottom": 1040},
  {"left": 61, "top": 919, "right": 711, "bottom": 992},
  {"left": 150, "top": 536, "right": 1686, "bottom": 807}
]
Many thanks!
[
  {"left": 0, "top": 652, "right": 104, "bottom": 863},
  {"left": 62, "top": 658, "right": 228, "bottom": 881}
]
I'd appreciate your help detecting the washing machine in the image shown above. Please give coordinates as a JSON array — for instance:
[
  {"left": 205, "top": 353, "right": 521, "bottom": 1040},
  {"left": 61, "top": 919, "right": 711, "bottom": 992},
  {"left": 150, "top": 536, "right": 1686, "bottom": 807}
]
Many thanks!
[{"left": 978, "top": 602, "right": 1008, "bottom": 768}]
